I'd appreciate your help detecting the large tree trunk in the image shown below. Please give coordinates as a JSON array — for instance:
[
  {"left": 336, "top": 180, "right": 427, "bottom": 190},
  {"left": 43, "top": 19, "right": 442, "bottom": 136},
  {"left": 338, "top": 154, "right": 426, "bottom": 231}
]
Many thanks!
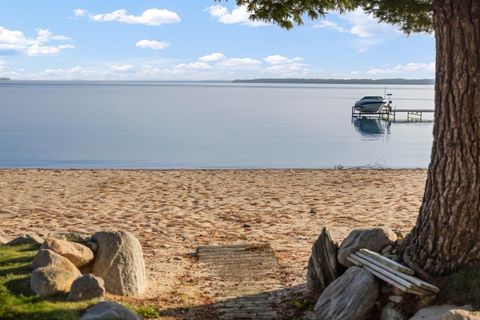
[{"left": 401, "top": 0, "right": 480, "bottom": 275}]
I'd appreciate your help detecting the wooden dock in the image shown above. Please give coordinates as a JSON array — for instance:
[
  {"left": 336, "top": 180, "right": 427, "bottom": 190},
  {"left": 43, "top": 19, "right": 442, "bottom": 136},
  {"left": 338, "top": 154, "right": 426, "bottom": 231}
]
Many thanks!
[{"left": 352, "top": 106, "right": 434, "bottom": 122}]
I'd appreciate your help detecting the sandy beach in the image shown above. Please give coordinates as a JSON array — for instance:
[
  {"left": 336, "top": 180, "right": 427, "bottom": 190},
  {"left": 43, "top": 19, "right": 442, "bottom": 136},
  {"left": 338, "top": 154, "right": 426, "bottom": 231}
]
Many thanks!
[{"left": 0, "top": 169, "right": 427, "bottom": 317}]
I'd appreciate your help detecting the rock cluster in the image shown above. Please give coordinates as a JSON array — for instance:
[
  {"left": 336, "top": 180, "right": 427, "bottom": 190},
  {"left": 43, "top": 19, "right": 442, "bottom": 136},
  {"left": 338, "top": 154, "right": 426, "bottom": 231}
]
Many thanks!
[
  {"left": 305, "top": 226, "right": 476, "bottom": 320},
  {"left": 29, "top": 236, "right": 96, "bottom": 298},
  {"left": 5, "top": 230, "right": 145, "bottom": 319}
]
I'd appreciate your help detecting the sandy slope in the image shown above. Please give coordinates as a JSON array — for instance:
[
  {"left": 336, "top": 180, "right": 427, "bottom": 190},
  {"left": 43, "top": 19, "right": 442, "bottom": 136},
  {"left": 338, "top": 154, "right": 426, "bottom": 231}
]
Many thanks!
[{"left": 0, "top": 169, "right": 426, "bottom": 315}]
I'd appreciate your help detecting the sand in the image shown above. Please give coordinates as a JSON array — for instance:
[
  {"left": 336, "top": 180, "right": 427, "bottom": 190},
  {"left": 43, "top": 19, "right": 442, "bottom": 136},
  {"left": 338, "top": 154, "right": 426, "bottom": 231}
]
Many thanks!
[{"left": 0, "top": 169, "right": 426, "bottom": 316}]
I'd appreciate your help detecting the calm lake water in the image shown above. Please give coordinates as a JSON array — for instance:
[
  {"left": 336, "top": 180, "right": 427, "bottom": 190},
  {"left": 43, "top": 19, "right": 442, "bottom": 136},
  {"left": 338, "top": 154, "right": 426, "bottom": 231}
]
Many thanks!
[{"left": 0, "top": 81, "right": 434, "bottom": 168}]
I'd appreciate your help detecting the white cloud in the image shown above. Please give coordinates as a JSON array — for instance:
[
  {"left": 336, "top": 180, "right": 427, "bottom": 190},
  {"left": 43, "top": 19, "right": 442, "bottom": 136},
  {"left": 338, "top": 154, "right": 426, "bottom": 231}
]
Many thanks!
[
  {"left": 27, "top": 44, "right": 74, "bottom": 56},
  {"left": 174, "top": 62, "right": 211, "bottom": 70},
  {"left": 159, "top": 54, "right": 307, "bottom": 79},
  {"left": 40, "top": 64, "right": 143, "bottom": 80},
  {"left": 36, "top": 29, "right": 70, "bottom": 42},
  {"left": 136, "top": 39, "right": 170, "bottom": 50},
  {"left": 111, "top": 64, "right": 134, "bottom": 72},
  {"left": 313, "top": 9, "right": 402, "bottom": 52},
  {"left": 199, "top": 52, "right": 225, "bottom": 62},
  {"left": 343, "top": 9, "right": 400, "bottom": 38},
  {"left": 168, "top": 62, "right": 211, "bottom": 76},
  {"left": 217, "top": 57, "right": 262, "bottom": 69},
  {"left": 17, "top": 53, "right": 310, "bottom": 80},
  {"left": 74, "top": 9, "right": 87, "bottom": 17},
  {"left": 0, "top": 27, "right": 73, "bottom": 56},
  {"left": 366, "top": 62, "right": 435, "bottom": 75},
  {"left": 314, "top": 9, "right": 399, "bottom": 38},
  {"left": 0, "top": 59, "right": 23, "bottom": 79},
  {"left": 264, "top": 55, "right": 289, "bottom": 65},
  {"left": 205, "top": 5, "right": 267, "bottom": 27},
  {"left": 262, "top": 55, "right": 308, "bottom": 77},
  {"left": 90, "top": 8, "right": 181, "bottom": 26},
  {"left": 313, "top": 20, "right": 347, "bottom": 33},
  {"left": 43, "top": 66, "right": 93, "bottom": 78}
]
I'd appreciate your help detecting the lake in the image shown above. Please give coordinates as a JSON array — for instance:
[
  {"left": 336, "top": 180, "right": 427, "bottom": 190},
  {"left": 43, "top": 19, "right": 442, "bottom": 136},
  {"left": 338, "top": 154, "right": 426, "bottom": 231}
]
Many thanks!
[{"left": 0, "top": 81, "right": 434, "bottom": 169}]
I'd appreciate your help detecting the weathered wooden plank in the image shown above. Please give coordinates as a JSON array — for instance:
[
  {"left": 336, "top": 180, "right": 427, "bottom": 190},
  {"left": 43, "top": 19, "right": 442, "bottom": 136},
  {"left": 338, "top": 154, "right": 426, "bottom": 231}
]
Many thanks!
[
  {"left": 356, "top": 252, "right": 439, "bottom": 293},
  {"left": 196, "top": 243, "right": 280, "bottom": 319},
  {"left": 348, "top": 257, "right": 427, "bottom": 296},
  {"left": 347, "top": 256, "right": 410, "bottom": 292},
  {"left": 349, "top": 254, "right": 435, "bottom": 296},
  {"left": 351, "top": 253, "right": 416, "bottom": 288},
  {"left": 358, "top": 249, "right": 415, "bottom": 275}
]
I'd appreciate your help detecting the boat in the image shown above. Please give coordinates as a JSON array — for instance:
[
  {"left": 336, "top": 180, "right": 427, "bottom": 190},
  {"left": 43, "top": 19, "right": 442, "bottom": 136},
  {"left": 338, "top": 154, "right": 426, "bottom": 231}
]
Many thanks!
[{"left": 353, "top": 96, "right": 389, "bottom": 113}]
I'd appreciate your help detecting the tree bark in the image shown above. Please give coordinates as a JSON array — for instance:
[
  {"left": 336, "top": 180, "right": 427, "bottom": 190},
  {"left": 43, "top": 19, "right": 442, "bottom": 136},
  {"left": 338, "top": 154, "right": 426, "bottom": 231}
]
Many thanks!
[{"left": 401, "top": 0, "right": 480, "bottom": 275}]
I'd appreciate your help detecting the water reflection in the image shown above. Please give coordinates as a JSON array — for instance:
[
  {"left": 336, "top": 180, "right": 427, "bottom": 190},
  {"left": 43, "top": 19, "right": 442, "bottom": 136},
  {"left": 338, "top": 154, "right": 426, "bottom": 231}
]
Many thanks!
[{"left": 353, "top": 118, "right": 391, "bottom": 138}]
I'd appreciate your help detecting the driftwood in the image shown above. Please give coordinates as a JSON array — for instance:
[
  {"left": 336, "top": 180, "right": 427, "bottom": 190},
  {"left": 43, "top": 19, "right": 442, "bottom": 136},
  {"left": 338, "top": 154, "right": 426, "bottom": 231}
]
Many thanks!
[
  {"left": 347, "top": 250, "right": 439, "bottom": 296},
  {"left": 358, "top": 249, "right": 414, "bottom": 275},
  {"left": 356, "top": 251, "right": 439, "bottom": 293}
]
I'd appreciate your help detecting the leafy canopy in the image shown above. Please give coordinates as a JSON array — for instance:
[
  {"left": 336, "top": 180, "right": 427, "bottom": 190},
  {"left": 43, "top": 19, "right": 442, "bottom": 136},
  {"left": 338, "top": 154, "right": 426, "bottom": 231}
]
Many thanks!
[{"left": 221, "top": 0, "right": 433, "bottom": 33}]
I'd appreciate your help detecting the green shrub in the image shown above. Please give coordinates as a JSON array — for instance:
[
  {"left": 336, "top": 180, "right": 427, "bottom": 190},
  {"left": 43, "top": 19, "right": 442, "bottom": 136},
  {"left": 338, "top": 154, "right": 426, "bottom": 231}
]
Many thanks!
[{"left": 131, "top": 304, "right": 162, "bottom": 318}]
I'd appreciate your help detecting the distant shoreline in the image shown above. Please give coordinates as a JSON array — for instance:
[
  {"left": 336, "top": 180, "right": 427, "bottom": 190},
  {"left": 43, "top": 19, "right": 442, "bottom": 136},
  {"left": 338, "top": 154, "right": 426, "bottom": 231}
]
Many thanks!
[
  {"left": 233, "top": 78, "right": 435, "bottom": 85},
  {"left": 0, "top": 78, "right": 434, "bottom": 85}
]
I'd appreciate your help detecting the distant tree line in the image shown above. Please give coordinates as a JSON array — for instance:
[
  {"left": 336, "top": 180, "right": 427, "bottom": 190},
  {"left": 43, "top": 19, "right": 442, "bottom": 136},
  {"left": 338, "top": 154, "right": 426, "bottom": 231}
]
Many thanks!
[{"left": 233, "top": 78, "right": 434, "bottom": 85}]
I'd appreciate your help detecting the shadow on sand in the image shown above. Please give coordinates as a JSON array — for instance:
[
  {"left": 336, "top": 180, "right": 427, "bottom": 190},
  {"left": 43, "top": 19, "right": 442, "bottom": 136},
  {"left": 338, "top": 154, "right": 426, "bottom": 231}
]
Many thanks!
[{"left": 155, "top": 284, "right": 312, "bottom": 320}]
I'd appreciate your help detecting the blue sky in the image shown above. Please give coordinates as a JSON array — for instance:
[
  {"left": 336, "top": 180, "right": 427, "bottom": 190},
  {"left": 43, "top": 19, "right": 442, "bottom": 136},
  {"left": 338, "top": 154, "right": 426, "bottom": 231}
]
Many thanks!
[{"left": 0, "top": 0, "right": 435, "bottom": 80}]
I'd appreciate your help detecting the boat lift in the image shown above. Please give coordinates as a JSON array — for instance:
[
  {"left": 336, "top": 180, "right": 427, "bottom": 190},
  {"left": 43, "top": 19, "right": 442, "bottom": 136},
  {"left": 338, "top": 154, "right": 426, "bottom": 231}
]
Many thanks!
[{"left": 351, "top": 92, "right": 434, "bottom": 122}]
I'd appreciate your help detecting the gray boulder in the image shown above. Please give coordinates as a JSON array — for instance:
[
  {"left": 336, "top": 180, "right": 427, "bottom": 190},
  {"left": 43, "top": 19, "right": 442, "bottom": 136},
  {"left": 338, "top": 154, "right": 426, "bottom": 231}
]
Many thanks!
[
  {"left": 51, "top": 232, "right": 90, "bottom": 244},
  {"left": 306, "top": 227, "right": 340, "bottom": 297},
  {"left": 30, "top": 266, "right": 77, "bottom": 296},
  {"left": 51, "top": 232, "right": 89, "bottom": 243},
  {"left": 32, "top": 249, "right": 81, "bottom": 278},
  {"left": 80, "top": 301, "right": 142, "bottom": 320},
  {"left": 313, "top": 266, "right": 379, "bottom": 320},
  {"left": 68, "top": 274, "right": 105, "bottom": 301},
  {"left": 409, "top": 305, "right": 473, "bottom": 320},
  {"left": 7, "top": 234, "right": 44, "bottom": 246},
  {"left": 338, "top": 227, "right": 397, "bottom": 267},
  {"left": 381, "top": 303, "right": 406, "bottom": 320},
  {"left": 41, "top": 237, "right": 94, "bottom": 267},
  {"left": 91, "top": 231, "right": 146, "bottom": 296},
  {"left": 441, "top": 309, "right": 480, "bottom": 320}
]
